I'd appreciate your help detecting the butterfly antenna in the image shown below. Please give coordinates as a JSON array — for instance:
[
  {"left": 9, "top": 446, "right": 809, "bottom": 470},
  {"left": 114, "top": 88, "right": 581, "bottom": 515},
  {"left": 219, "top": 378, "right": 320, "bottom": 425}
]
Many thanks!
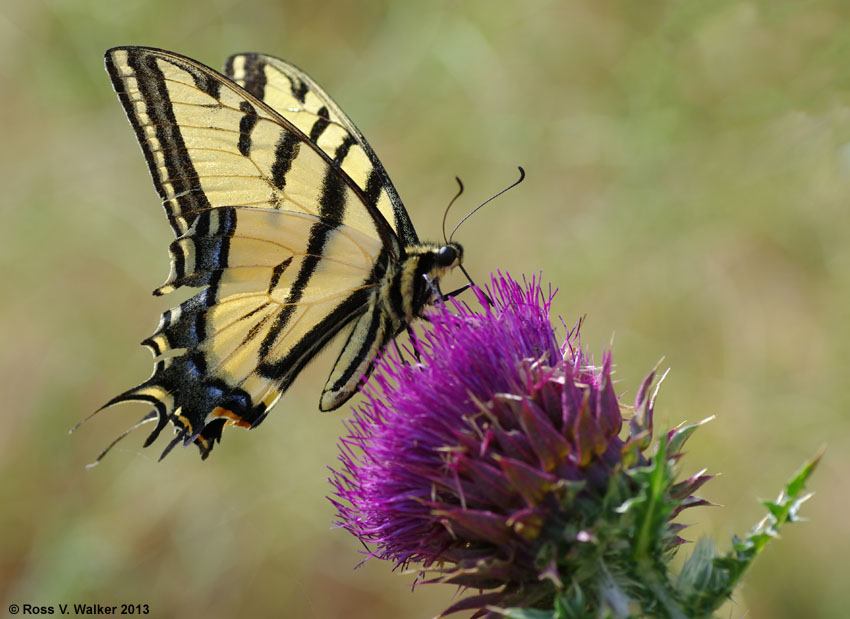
[
  {"left": 448, "top": 166, "right": 525, "bottom": 243},
  {"left": 442, "top": 176, "right": 465, "bottom": 244}
]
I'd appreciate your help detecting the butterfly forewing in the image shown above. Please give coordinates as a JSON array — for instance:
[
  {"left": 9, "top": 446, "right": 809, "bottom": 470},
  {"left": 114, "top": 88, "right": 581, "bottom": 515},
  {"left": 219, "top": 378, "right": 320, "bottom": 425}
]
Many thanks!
[{"left": 105, "top": 47, "right": 398, "bottom": 249}]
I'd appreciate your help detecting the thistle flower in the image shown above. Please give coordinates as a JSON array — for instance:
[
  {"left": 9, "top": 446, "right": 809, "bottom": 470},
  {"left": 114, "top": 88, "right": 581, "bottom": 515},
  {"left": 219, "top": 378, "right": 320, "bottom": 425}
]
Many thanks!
[{"left": 330, "top": 273, "right": 812, "bottom": 618}]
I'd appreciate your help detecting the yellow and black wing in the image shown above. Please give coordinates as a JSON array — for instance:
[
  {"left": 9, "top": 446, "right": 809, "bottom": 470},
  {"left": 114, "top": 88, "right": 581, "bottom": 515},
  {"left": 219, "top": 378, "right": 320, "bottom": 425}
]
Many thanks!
[
  {"left": 222, "top": 52, "right": 419, "bottom": 247},
  {"left": 93, "top": 47, "right": 410, "bottom": 459}
]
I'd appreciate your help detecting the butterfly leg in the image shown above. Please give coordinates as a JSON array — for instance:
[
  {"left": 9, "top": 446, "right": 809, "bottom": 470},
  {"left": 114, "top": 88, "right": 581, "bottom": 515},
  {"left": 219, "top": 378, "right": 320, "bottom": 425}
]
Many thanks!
[
  {"left": 441, "top": 284, "right": 470, "bottom": 299},
  {"left": 425, "top": 273, "right": 490, "bottom": 306},
  {"left": 406, "top": 324, "right": 423, "bottom": 362},
  {"left": 424, "top": 274, "right": 475, "bottom": 307},
  {"left": 392, "top": 336, "right": 411, "bottom": 365}
]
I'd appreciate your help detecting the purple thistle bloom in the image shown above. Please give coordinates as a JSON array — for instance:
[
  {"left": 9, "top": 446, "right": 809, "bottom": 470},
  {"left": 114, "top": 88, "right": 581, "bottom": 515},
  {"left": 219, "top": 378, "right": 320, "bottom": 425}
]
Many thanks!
[{"left": 330, "top": 273, "right": 710, "bottom": 617}]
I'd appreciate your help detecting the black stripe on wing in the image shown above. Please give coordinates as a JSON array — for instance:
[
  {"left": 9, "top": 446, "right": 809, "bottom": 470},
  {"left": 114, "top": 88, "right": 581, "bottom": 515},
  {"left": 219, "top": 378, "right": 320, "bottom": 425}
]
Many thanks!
[
  {"left": 94, "top": 278, "right": 372, "bottom": 460},
  {"left": 106, "top": 47, "right": 403, "bottom": 255},
  {"left": 222, "top": 52, "right": 420, "bottom": 246},
  {"left": 105, "top": 49, "right": 213, "bottom": 236},
  {"left": 257, "top": 158, "right": 349, "bottom": 364}
]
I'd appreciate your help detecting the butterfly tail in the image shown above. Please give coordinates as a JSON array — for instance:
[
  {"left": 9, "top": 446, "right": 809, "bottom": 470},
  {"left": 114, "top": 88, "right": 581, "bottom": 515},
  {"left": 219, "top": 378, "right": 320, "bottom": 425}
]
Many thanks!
[{"left": 71, "top": 378, "right": 173, "bottom": 464}]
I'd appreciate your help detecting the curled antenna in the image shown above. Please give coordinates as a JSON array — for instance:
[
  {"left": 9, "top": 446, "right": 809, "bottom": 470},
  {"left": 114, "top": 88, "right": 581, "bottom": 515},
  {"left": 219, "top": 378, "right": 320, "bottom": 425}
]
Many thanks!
[
  {"left": 448, "top": 166, "right": 525, "bottom": 243},
  {"left": 442, "top": 176, "right": 465, "bottom": 244}
]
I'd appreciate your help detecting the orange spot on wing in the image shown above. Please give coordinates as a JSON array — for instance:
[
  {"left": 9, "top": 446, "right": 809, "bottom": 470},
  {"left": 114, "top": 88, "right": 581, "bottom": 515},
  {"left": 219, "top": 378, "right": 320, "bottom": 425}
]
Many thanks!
[{"left": 175, "top": 413, "right": 193, "bottom": 434}]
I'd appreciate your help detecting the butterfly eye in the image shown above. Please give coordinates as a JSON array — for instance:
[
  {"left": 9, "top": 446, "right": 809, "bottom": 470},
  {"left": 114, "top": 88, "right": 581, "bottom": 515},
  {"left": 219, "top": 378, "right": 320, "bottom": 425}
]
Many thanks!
[{"left": 436, "top": 245, "right": 458, "bottom": 267}]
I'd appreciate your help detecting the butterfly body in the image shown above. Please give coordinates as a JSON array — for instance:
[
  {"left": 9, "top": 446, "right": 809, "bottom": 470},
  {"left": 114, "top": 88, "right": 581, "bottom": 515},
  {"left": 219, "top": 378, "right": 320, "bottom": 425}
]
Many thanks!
[
  {"left": 320, "top": 240, "right": 462, "bottom": 412},
  {"left": 95, "top": 47, "right": 463, "bottom": 459}
]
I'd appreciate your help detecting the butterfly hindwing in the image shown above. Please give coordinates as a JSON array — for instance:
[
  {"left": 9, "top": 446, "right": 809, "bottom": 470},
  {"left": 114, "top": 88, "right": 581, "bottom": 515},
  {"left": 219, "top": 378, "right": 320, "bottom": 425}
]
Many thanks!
[{"left": 104, "top": 205, "right": 384, "bottom": 457}]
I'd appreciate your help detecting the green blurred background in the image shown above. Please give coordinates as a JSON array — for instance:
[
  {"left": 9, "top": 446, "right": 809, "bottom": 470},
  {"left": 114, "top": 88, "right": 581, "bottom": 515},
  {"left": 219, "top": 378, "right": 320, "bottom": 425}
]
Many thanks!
[{"left": 2, "top": 1, "right": 847, "bottom": 617}]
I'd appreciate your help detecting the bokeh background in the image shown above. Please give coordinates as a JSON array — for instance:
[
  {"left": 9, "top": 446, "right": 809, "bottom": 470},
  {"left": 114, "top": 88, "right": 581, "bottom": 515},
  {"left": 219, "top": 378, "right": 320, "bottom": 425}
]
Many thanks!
[{"left": 2, "top": 1, "right": 847, "bottom": 617}]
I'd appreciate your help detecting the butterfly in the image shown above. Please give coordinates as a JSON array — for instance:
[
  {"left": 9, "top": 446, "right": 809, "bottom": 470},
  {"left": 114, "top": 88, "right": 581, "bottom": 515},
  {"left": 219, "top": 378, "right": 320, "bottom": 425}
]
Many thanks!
[{"left": 85, "top": 46, "right": 467, "bottom": 461}]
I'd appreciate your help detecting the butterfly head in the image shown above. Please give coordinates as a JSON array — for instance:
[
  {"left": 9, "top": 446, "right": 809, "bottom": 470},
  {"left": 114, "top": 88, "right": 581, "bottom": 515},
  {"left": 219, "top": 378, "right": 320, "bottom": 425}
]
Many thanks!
[
  {"left": 422, "top": 241, "right": 463, "bottom": 305},
  {"left": 426, "top": 242, "right": 464, "bottom": 294},
  {"left": 395, "top": 242, "right": 464, "bottom": 319}
]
